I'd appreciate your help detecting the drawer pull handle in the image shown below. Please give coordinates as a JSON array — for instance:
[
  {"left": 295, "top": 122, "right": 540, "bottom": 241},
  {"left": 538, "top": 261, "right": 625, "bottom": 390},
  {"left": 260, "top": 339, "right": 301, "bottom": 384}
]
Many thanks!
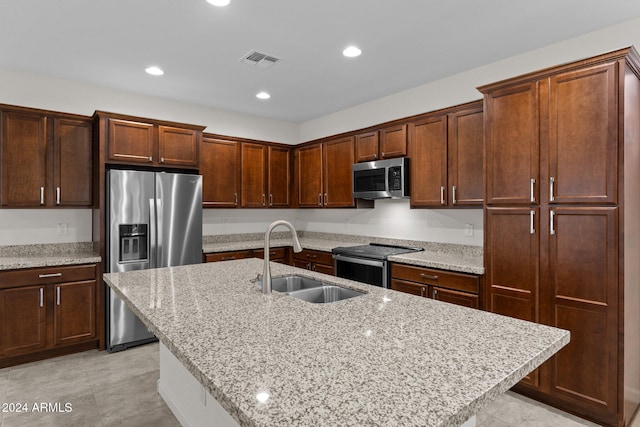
[
  {"left": 433, "top": 289, "right": 438, "bottom": 298},
  {"left": 39, "top": 273, "right": 62, "bottom": 279},
  {"left": 39, "top": 287, "right": 44, "bottom": 308},
  {"left": 40, "top": 186, "right": 45, "bottom": 205},
  {"left": 56, "top": 187, "right": 61, "bottom": 205},
  {"left": 307, "top": 254, "right": 317, "bottom": 259},
  {"left": 222, "top": 256, "right": 236, "bottom": 261},
  {"left": 420, "top": 287, "right": 425, "bottom": 297},
  {"left": 57, "top": 286, "right": 61, "bottom": 305},
  {"left": 419, "top": 273, "right": 438, "bottom": 281}
]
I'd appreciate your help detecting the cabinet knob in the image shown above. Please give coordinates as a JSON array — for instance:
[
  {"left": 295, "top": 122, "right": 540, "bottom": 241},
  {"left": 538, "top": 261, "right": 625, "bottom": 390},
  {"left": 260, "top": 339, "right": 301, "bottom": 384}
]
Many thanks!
[
  {"left": 451, "top": 186, "right": 457, "bottom": 205},
  {"left": 160, "top": 157, "right": 165, "bottom": 163},
  {"left": 234, "top": 193, "right": 238, "bottom": 206},
  {"left": 381, "top": 152, "right": 385, "bottom": 158},
  {"left": 373, "top": 153, "right": 378, "bottom": 160},
  {"left": 148, "top": 156, "right": 153, "bottom": 162}
]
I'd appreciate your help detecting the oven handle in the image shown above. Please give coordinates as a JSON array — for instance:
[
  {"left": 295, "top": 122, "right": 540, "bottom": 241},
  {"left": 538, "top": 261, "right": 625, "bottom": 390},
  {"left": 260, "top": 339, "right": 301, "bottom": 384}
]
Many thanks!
[{"left": 332, "top": 254, "right": 385, "bottom": 268}]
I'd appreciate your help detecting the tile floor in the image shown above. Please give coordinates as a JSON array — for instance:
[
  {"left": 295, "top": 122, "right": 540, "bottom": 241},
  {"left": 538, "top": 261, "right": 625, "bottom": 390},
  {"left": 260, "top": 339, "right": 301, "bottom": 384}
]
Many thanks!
[{"left": 0, "top": 342, "right": 637, "bottom": 426}]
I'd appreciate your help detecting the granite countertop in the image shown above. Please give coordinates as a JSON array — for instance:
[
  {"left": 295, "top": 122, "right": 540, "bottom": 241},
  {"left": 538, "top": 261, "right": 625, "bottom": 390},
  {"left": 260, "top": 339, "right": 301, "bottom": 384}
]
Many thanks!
[
  {"left": 0, "top": 242, "right": 101, "bottom": 271},
  {"left": 203, "top": 232, "right": 485, "bottom": 275},
  {"left": 103, "top": 259, "right": 568, "bottom": 427}
]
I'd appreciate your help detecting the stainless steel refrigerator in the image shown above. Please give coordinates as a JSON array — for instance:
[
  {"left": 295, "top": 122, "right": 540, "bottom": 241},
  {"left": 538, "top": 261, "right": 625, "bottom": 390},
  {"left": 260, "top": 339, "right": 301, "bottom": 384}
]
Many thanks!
[{"left": 106, "top": 170, "right": 202, "bottom": 352}]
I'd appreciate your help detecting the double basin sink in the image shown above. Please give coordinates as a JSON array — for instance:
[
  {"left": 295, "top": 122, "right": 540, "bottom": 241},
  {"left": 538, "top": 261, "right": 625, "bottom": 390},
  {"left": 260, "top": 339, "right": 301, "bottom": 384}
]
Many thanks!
[{"left": 260, "top": 276, "right": 365, "bottom": 303}]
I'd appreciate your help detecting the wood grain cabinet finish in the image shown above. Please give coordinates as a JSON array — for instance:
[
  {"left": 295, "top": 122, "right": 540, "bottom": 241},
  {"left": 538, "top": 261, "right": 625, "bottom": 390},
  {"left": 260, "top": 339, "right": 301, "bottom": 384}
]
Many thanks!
[
  {"left": 355, "top": 130, "right": 379, "bottom": 162},
  {"left": 0, "top": 285, "right": 47, "bottom": 356},
  {"left": 201, "top": 137, "right": 240, "bottom": 208},
  {"left": 0, "top": 108, "right": 92, "bottom": 207},
  {"left": 479, "top": 48, "right": 640, "bottom": 427},
  {"left": 296, "top": 137, "right": 355, "bottom": 208},
  {"left": 204, "top": 250, "right": 253, "bottom": 263},
  {"left": 409, "top": 115, "right": 448, "bottom": 207},
  {"left": 292, "top": 249, "right": 334, "bottom": 275},
  {"left": 390, "top": 263, "right": 480, "bottom": 309},
  {"left": 409, "top": 101, "right": 483, "bottom": 208},
  {"left": 241, "top": 143, "right": 291, "bottom": 208},
  {"left": 158, "top": 125, "right": 199, "bottom": 168},
  {"left": 447, "top": 105, "right": 484, "bottom": 206},
  {"left": 296, "top": 143, "right": 324, "bottom": 207},
  {"left": 106, "top": 118, "right": 200, "bottom": 168},
  {"left": 0, "top": 264, "right": 98, "bottom": 365},
  {"left": 323, "top": 136, "right": 356, "bottom": 208},
  {"left": 379, "top": 124, "right": 408, "bottom": 160},
  {"left": 355, "top": 124, "right": 408, "bottom": 163}
]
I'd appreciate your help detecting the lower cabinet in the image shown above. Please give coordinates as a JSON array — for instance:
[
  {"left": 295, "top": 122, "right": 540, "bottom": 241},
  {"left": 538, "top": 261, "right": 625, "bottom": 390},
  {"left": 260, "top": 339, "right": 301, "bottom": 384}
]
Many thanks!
[
  {"left": 390, "top": 263, "right": 480, "bottom": 309},
  {"left": 292, "top": 249, "right": 334, "bottom": 275},
  {"left": 204, "top": 250, "right": 253, "bottom": 263},
  {"left": 0, "top": 264, "right": 98, "bottom": 366}
]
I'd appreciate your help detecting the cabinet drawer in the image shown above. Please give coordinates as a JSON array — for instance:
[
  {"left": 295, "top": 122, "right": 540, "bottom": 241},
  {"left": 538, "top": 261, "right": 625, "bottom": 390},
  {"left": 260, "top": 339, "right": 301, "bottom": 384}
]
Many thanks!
[
  {"left": 293, "top": 249, "right": 333, "bottom": 266},
  {"left": 0, "top": 264, "right": 96, "bottom": 289},
  {"left": 432, "top": 286, "right": 479, "bottom": 309},
  {"left": 391, "top": 263, "right": 479, "bottom": 294},
  {"left": 205, "top": 250, "right": 253, "bottom": 263},
  {"left": 252, "top": 247, "right": 286, "bottom": 260}
]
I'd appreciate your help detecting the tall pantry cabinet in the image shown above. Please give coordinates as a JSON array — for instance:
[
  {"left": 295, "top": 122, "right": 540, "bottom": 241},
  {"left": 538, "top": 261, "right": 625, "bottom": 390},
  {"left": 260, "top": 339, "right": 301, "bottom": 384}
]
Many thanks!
[{"left": 480, "top": 47, "right": 640, "bottom": 427}]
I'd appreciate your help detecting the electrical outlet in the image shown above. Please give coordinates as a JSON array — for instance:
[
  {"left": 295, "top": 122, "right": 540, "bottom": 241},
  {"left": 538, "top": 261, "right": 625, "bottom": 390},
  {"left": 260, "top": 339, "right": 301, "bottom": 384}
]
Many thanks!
[
  {"left": 57, "top": 223, "right": 68, "bottom": 236},
  {"left": 464, "top": 223, "right": 474, "bottom": 236}
]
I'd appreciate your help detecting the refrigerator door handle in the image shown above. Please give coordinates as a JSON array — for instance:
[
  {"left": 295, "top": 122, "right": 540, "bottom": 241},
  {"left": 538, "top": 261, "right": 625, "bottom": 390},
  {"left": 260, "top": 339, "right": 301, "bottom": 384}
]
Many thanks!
[
  {"left": 149, "top": 198, "right": 157, "bottom": 269},
  {"left": 156, "top": 198, "right": 163, "bottom": 266}
]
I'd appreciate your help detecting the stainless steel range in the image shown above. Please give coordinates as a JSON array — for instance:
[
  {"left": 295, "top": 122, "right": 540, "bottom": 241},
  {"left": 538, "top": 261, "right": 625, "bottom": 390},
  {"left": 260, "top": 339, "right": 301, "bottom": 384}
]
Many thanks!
[{"left": 332, "top": 243, "right": 423, "bottom": 288}]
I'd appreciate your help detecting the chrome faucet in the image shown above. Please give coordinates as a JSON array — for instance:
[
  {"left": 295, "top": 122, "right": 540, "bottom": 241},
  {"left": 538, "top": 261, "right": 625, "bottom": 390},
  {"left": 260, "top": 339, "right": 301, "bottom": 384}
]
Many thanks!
[{"left": 263, "top": 220, "right": 302, "bottom": 293}]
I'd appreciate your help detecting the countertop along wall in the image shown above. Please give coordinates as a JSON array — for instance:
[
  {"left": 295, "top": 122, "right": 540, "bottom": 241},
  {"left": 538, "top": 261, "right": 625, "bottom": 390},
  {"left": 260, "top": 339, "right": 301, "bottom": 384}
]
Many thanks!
[{"left": 3, "top": 16, "right": 640, "bottom": 246}]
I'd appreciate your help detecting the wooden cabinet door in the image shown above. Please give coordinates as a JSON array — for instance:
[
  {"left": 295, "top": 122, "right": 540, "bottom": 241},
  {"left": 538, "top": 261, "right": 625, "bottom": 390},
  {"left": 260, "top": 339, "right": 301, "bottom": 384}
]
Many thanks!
[
  {"left": 409, "top": 115, "right": 448, "bottom": 207},
  {"left": 547, "top": 207, "right": 618, "bottom": 417},
  {"left": 323, "top": 136, "right": 355, "bottom": 207},
  {"left": 485, "top": 207, "right": 539, "bottom": 323},
  {"left": 355, "top": 131, "right": 379, "bottom": 162},
  {"left": 268, "top": 146, "right": 290, "bottom": 208},
  {"left": 54, "top": 280, "right": 96, "bottom": 346},
  {"left": 201, "top": 137, "right": 240, "bottom": 208},
  {"left": 107, "top": 118, "right": 155, "bottom": 164},
  {"left": 431, "top": 287, "right": 479, "bottom": 309},
  {"left": 0, "top": 286, "right": 46, "bottom": 356},
  {"left": 485, "top": 207, "right": 540, "bottom": 388},
  {"left": 484, "top": 82, "right": 539, "bottom": 205},
  {"left": 380, "top": 124, "right": 407, "bottom": 159},
  {"left": 547, "top": 63, "right": 618, "bottom": 205},
  {"left": 0, "top": 111, "right": 46, "bottom": 207},
  {"left": 391, "top": 278, "right": 428, "bottom": 297},
  {"left": 53, "top": 118, "right": 93, "bottom": 207},
  {"left": 296, "top": 144, "right": 323, "bottom": 207},
  {"left": 448, "top": 105, "right": 483, "bottom": 206},
  {"left": 241, "top": 143, "right": 268, "bottom": 208},
  {"left": 158, "top": 126, "right": 198, "bottom": 168},
  {"left": 312, "top": 263, "right": 334, "bottom": 275}
]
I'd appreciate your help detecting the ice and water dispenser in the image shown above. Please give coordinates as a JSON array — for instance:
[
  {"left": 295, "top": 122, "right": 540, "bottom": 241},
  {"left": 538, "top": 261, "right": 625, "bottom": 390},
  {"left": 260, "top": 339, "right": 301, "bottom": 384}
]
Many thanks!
[{"left": 119, "top": 224, "right": 148, "bottom": 263}]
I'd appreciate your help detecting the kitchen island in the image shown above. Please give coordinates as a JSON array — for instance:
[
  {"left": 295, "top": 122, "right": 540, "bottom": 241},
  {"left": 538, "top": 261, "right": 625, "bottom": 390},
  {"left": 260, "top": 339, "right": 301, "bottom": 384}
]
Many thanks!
[{"left": 103, "top": 258, "right": 568, "bottom": 427}]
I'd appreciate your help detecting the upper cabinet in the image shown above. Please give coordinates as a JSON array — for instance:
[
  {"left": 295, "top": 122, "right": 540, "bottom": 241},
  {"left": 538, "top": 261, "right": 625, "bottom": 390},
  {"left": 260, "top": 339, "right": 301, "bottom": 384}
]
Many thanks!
[
  {"left": 296, "top": 136, "right": 356, "bottom": 208},
  {"left": 0, "top": 106, "right": 92, "bottom": 208},
  {"left": 483, "top": 61, "right": 618, "bottom": 206},
  {"left": 200, "top": 136, "right": 240, "bottom": 208},
  {"left": 355, "top": 124, "right": 408, "bottom": 162},
  {"left": 96, "top": 112, "right": 204, "bottom": 169},
  {"left": 409, "top": 101, "right": 483, "bottom": 207},
  {"left": 240, "top": 142, "right": 291, "bottom": 208}
]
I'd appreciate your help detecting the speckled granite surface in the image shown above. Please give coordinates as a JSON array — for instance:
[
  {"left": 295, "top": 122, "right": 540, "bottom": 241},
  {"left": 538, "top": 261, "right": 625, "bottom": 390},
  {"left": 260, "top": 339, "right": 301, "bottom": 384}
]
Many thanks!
[
  {"left": 0, "top": 242, "right": 101, "bottom": 270},
  {"left": 103, "top": 259, "right": 568, "bottom": 427},
  {"left": 203, "top": 232, "right": 485, "bottom": 274}
]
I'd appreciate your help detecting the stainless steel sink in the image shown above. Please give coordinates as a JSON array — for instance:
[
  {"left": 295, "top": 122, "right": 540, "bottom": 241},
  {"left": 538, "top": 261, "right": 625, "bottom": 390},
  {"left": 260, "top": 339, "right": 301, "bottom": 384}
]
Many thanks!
[
  {"left": 259, "top": 275, "right": 324, "bottom": 293},
  {"left": 288, "top": 286, "right": 365, "bottom": 303},
  {"left": 256, "top": 275, "right": 365, "bottom": 303}
]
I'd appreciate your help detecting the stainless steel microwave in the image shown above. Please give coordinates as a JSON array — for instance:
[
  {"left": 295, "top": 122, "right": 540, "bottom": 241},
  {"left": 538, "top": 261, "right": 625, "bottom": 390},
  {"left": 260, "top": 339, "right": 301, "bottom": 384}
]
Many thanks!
[{"left": 352, "top": 157, "right": 410, "bottom": 199}]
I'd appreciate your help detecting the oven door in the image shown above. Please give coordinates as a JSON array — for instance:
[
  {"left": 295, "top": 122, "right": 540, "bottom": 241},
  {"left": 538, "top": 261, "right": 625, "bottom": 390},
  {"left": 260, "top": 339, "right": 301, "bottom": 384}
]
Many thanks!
[{"left": 333, "top": 254, "right": 387, "bottom": 288}]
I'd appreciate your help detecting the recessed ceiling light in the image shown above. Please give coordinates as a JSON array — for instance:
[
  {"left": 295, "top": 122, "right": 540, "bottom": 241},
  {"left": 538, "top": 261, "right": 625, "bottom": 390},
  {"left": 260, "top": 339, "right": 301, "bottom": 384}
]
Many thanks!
[
  {"left": 145, "top": 66, "right": 164, "bottom": 76},
  {"left": 256, "top": 91, "right": 271, "bottom": 100},
  {"left": 206, "top": 0, "right": 230, "bottom": 6},
  {"left": 342, "top": 46, "right": 362, "bottom": 58}
]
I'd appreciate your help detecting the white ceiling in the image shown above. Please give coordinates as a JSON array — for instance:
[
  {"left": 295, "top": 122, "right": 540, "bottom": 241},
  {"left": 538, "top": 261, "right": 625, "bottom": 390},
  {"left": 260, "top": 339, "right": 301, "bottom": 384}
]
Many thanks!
[{"left": 3, "top": 1, "right": 640, "bottom": 123}]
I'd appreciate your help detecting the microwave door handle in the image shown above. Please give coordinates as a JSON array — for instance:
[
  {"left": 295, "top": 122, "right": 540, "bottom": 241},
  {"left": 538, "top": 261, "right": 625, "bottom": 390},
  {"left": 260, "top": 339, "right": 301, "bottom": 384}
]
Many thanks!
[{"left": 332, "top": 254, "right": 385, "bottom": 268}]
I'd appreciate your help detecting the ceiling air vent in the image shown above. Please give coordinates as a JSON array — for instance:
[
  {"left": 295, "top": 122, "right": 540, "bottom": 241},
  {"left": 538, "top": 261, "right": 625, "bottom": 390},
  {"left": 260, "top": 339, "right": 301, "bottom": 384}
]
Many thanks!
[{"left": 240, "top": 50, "right": 281, "bottom": 69}]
